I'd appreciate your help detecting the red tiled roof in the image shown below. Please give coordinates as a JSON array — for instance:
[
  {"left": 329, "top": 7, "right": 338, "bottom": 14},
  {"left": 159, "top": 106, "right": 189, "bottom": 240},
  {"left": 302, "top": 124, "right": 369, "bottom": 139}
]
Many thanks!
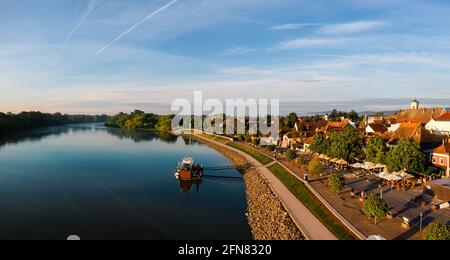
[
  {"left": 396, "top": 117, "right": 431, "bottom": 124},
  {"left": 433, "top": 143, "right": 450, "bottom": 155},
  {"left": 304, "top": 137, "right": 314, "bottom": 145},
  {"left": 368, "top": 123, "right": 388, "bottom": 133},
  {"left": 388, "top": 123, "right": 443, "bottom": 147},
  {"left": 320, "top": 120, "right": 352, "bottom": 132},
  {"left": 436, "top": 112, "right": 450, "bottom": 121}
]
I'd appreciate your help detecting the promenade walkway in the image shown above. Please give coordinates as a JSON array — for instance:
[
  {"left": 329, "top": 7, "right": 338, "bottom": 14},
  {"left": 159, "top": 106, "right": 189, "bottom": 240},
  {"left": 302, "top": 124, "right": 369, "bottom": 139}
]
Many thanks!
[{"left": 196, "top": 135, "right": 337, "bottom": 240}]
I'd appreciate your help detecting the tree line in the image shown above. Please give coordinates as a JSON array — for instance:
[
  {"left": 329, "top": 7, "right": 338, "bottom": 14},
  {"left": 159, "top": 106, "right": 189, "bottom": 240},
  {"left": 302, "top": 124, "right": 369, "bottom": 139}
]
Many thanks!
[
  {"left": 309, "top": 130, "right": 426, "bottom": 173},
  {"left": 105, "top": 110, "right": 174, "bottom": 132},
  {"left": 0, "top": 111, "right": 108, "bottom": 136}
]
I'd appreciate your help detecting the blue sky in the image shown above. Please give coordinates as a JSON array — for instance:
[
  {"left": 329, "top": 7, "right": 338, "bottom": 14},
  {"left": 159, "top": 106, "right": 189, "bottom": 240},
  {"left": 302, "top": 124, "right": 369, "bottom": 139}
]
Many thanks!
[{"left": 1, "top": 0, "right": 450, "bottom": 114}]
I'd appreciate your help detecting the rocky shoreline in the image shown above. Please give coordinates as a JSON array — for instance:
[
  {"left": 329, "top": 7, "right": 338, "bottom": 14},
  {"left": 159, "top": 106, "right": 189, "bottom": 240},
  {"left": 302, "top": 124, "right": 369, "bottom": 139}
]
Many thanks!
[{"left": 186, "top": 135, "right": 304, "bottom": 240}]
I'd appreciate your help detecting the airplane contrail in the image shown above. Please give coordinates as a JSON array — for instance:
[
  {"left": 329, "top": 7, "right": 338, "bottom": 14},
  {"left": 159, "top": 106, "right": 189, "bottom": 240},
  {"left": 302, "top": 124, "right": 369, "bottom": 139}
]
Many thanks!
[
  {"left": 52, "top": 0, "right": 101, "bottom": 67},
  {"left": 95, "top": 0, "right": 178, "bottom": 56}
]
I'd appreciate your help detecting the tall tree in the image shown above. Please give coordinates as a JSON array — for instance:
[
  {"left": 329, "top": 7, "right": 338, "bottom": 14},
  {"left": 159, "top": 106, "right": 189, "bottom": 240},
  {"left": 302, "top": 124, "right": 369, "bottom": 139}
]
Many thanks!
[
  {"left": 309, "top": 133, "right": 328, "bottom": 154},
  {"left": 365, "top": 136, "right": 389, "bottom": 164},
  {"left": 386, "top": 138, "right": 425, "bottom": 173},
  {"left": 362, "top": 194, "right": 389, "bottom": 225},
  {"left": 328, "top": 129, "right": 363, "bottom": 163},
  {"left": 286, "top": 112, "right": 298, "bottom": 129}
]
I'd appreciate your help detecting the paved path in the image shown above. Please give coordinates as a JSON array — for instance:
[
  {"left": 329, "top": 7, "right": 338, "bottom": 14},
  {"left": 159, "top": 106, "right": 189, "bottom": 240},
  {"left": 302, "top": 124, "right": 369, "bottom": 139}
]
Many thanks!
[{"left": 197, "top": 136, "right": 337, "bottom": 240}]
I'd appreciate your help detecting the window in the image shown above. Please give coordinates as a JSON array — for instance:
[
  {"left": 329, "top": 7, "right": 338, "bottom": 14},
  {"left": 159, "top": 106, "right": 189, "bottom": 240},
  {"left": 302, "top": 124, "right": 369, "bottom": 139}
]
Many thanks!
[
  {"left": 432, "top": 158, "right": 436, "bottom": 164},
  {"left": 440, "top": 158, "right": 445, "bottom": 165}
]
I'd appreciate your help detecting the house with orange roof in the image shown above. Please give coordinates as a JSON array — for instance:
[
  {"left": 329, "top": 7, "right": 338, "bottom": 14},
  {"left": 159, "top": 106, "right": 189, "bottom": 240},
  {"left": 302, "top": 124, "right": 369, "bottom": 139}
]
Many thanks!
[
  {"left": 429, "top": 140, "right": 450, "bottom": 177},
  {"left": 383, "top": 122, "right": 443, "bottom": 150},
  {"left": 366, "top": 123, "right": 388, "bottom": 135},
  {"left": 318, "top": 119, "right": 356, "bottom": 134},
  {"left": 426, "top": 111, "right": 450, "bottom": 136},
  {"left": 391, "top": 100, "right": 446, "bottom": 125},
  {"left": 301, "top": 136, "right": 315, "bottom": 153}
]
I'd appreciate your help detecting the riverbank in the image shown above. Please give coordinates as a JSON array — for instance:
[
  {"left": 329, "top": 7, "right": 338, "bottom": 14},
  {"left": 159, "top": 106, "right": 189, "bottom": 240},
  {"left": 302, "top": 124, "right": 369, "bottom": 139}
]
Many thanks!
[{"left": 186, "top": 134, "right": 304, "bottom": 240}]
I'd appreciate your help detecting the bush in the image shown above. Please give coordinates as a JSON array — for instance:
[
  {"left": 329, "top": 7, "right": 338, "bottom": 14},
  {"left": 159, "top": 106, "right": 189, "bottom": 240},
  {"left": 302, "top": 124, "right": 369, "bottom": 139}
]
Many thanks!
[
  {"left": 308, "top": 157, "right": 324, "bottom": 175},
  {"left": 252, "top": 138, "right": 260, "bottom": 146},
  {"left": 328, "top": 174, "right": 345, "bottom": 194},
  {"left": 266, "top": 145, "right": 276, "bottom": 151},
  {"left": 245, "top": 136, "right": 252, "bottom": 143},
  {"left": 362, "top": 194, "right": 389, "bottom": 225},
  {"left": 238, "top": 135, "right": 246, "bottom": 142},
  {"left": 423, "top": 222, "right": 450, "bottom": 240},
  {"left": 296, "top": 155, "right": 309, "bottom": 166},
  {"left": 286, "top": 149, "right": 297, "bottom": 161}
]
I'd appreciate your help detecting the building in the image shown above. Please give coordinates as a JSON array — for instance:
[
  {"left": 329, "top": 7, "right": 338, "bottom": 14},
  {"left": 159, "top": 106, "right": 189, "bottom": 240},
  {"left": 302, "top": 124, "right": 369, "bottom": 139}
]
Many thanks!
[
  {"left": 318, "top": 119, "right": 356, "bottom": 134},
  {"left": 367, "top": 115, "right": 385, "bottom": 124},
  {"left": 391, "top": 104, "right": 445, "bottom": 125},
  {"left": 301, "top": 136, "right": 314, "bottom": 153},
  {"left": 294, "top": 119, "right": 327, "bottom": 134},
  {"left": 383, "top": 123, "right": 443, "bottom": 150},
  {"left": 366, "top": 123, "right": 388, "bottom": 135},
  {"left": 429, "top": 140, "right": 450, "bottom": 178},
  {"left": 260, "top": 137, "right": 280, "bottom": 146},
  {"left": 411, "top": 99, "right": 420, "bottom": 110},
  {"left": 426, "top": 112, "right": 450, "bottom": 136}
]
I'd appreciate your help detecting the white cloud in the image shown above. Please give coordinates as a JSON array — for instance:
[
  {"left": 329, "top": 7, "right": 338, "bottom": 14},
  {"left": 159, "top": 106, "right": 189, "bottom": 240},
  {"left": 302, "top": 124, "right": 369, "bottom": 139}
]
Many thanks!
[
  {"left": 269, "top": 23, "right": 319, "bottom": 30},
  {"left": 223, "top": 47, "right": 255, "bottom": 55},
  {"left": 274, "top": 38, "right": 345, "bottom": 49},
  {"left": 318, "top": 21, "right": 386, "bottom": 35}
]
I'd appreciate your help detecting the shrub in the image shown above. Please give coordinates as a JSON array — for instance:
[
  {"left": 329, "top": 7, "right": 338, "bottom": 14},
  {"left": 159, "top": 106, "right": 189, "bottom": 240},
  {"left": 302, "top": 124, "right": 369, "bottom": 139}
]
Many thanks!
[
  {"left": 286, "top": 149, "right": 297, "bottom": 161},
  {"left": 296, "top": 155, "right": 309, "bottom": 166},
  {"left": 362, "top": 194, "right": 389, "bottom": 225},
  {"left": 423, "top": 222, "right": 450, "bottom": 240},
  {"left": 308, "top": 157, "right": 324, "bottom": 175},
  {"left": 328, "top": 174, "right": 345, "bottom": 194}
]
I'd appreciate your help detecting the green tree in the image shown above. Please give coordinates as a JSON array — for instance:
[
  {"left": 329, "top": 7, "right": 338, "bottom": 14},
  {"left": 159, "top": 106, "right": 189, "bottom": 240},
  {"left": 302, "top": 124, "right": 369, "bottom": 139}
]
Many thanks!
[
  {"left": 423, "top": 222, "right": 450, "bottom": 240},
  {"left": 309, "top": 134, "right": 328, "bottom": 154},
  {"left": 362, "top": 194, "right": 389, "bottom": 225},
  {"left": 347, "top": 110, "right": 359, "bottom": 122},
  {"left": 286, "top": 149, "right": 297, "bottom": 161},
  {"left": 386, "top": 138, "right": 425, "bottom": 173},
  {"left": 328, "top": 129, "right": 363, "bottom": 163},
  {"left": 286, "top": 112, "right": 298, "bottom": 129},
  {"left": 328, "top": 173, "right": 345, "bottom": 194},
  {"left": 308, "top": 157, "right": 324, "bottom": 175},
  {"left": 296, "top": 155, "right": 309, "bottom": 166},
  {"left": 365, "top": 136, "right": 388, "bottom": 164}
]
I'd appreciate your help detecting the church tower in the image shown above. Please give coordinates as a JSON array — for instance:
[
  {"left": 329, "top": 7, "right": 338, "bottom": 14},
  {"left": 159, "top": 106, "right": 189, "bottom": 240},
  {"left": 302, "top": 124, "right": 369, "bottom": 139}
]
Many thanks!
[{"left": 410, "top": 99, "right": 420, "bottom": 110}]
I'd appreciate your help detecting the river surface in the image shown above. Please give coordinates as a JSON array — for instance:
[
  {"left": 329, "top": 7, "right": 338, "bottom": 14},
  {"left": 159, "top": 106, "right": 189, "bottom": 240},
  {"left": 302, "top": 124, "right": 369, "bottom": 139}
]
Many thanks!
[{"left": 0, "top": 124, "right": 251, "bottom": 240}]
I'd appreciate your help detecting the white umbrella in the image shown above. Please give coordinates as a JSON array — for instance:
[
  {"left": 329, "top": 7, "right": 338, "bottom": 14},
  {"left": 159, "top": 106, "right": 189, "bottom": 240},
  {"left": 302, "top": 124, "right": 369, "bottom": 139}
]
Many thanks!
[
  {"left": 366, "top": 235, "right": 386, "bottom": 240},
  {"left": 351, "top": 163, "right": 364, "bottom": 169}
]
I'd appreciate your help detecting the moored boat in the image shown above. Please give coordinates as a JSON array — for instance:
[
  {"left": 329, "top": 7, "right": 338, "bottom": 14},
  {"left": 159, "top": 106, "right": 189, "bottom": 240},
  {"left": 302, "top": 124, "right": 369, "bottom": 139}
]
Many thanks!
[{"left": 175, "top": 157, "right": 204, "bottom": 180}]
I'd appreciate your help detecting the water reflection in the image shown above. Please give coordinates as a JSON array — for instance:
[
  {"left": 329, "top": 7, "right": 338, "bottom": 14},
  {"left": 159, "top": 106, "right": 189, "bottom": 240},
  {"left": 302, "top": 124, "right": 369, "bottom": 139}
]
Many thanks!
[
  {"left": 179, "top": 180, "right": 202, "bottom": 194},
  {"left": 0, "top": 123, "right": 251, "bottom": 239},
  {"left": 105, "top": 127, "right": 178, "bottom": 143},
  {"left": 0, "top": 123, "right": 181, "bottom": 149}
]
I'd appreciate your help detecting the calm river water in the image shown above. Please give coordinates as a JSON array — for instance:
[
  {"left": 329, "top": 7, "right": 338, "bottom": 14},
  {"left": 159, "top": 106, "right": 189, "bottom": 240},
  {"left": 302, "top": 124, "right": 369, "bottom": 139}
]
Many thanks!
[{"left": 0, "top": 124, "right": 251, "bottom": 240}]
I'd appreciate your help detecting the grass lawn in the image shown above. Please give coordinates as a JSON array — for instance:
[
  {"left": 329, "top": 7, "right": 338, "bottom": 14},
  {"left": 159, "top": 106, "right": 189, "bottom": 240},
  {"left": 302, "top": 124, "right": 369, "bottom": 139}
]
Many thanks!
[
  {"left": 268, "top": 163, "right": 355, "bottom": 240},
  {"left": 227, "top": 142, "right": 274, "bottom": 165},
  {"left": 200, "top": 133, "right": 231, "bottom": 144}
]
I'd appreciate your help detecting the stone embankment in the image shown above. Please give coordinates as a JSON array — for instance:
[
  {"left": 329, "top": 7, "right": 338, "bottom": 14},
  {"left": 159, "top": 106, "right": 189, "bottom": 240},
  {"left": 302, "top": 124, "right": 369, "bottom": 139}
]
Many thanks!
[{"left": 187, "top": 135, "right": 304, "bottom": 240}]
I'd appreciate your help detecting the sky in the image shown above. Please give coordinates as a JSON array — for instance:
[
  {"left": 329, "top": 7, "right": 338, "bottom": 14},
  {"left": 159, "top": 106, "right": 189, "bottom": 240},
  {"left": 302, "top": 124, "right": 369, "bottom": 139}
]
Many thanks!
[{"left": 1, "top": 0, "right": 450, "bottom": 115}]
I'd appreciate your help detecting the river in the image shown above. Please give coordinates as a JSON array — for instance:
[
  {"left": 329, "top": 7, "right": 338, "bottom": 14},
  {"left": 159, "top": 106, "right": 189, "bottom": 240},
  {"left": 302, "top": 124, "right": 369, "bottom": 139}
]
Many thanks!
[{"left": 0, "top": 124, "right": 251, "bottom": 240}]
